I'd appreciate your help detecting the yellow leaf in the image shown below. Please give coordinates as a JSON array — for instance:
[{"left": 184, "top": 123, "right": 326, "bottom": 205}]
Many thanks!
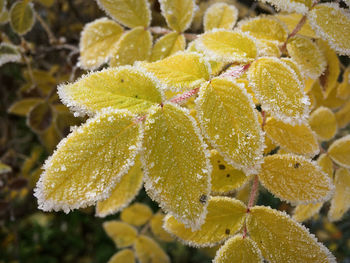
[
  {"left": 108, "top": 249, "right": 135, "bottom": 263},
  {"left": 328, "top": 168, "right": 350, "bottom": 222},
  {"left": 58, "top": 66, "right": 164, "bottom": 116},
  {"left": 309, "top": 106, "right": 337, "bottom": 141},
  {"left": 287, "top": 35, "right": 326, "bottom": 79},
  {"left": 248, "top": 57, "right": 309, "bottom": 125},
  {"left": 196, "top": 30, "right": 257, "bottom": 63},
  {"left": 96, "top": 157, "right": 143, "bottom": 217},
  {"left": 235, "top": 180, "right": 252, "bottom": 204},
  {"left": 238, "top": 16, "right": 288, "bottom": 43},
  {"left": 336, "top": 67, "right": 350, "bottom": 99},
  {"left": 265, "top": 117, "right": 319, "bottom": 156},
  {"left": 159, "top": 0, "right": 195, "bottom": 32},
  {"left": 293, "top": 203, "right": 323, "bottom": 222},
  {"left": 9, "top": 1, "right": 35, "bottom": 35},
  {"left": 150, "top": 213, "right": 174, "bottom": 242},
  {"left": 134, "top": 235, "right": 170, "bottom": 263},
  {"left": 263, "top": 135, "right": 278, "bottom": 155},
  {"left": 0, "top": 42, "right": 21, "bottom": 66},
  {"left": 110, "top": 27, "right": 152, "bottom": 67},
  {"left": 150, "top": 32, "right": 185, "bottom": 62},
  {"left": 335, "top": 100, "right": 350, "bottom": 129},
  {"left": 34, "top": 109, "right": 143, "bottom": 212},
  {"left": 196, "top": 77, "right": 264, "bottom": 174},
  {"left": 164, "top": 196, "right": 247, "bottom": 247},
  {"left": 256, "top": 40, "right": 281, "bottom": 58},
  {"left": 142, "top": 51, "right": 211, "bottom": 92},
  {"left": 213, "top": 235, "right": 263, "bottom": 263},
  {"left": 328, "top": 135, "right": 350, "bottom": 168},
  {"left": 39, "top": 124, "right": 61, "bottom": 153},
  {"left": 247, "top": 206, "right": 336, "bottom": 263},
  {"left": 309, "top": 80, "right": 346, "bottom": 110},
  {"left": 261, "top": 0, "right": 312, "bottom": 14},
  {"left": 308, "top": 3, "right": 350, "bottom": 56},
  {"left": 142, "top": 103, "right": 211, "bottom": 230},
  {"left": 275, "top": 13, "right": 316, "bottom": 38},
  {"left": 259, "top": 154, "right": 334, "bottom": 204},
  {"left": 97, "top": 0, "right": 150, "bottom": 28},
  {"left": 318, "top": 153, "right": 334, "bottom": 179},
  {"left": 103, "top": 221, "right": 138, "bottom": 248},
  {"left": 280, "top": 57, "right": 303, "bottom": 83},
  {"left": 316, "top": 40, "right": 340, "bottom": 98},
  {"left": 203, "top": 3, "right": 238, "bottom": 31},
  {"left": 79, "top": 18, "right": 124, "bottom": 70},
  {"left": 8, "top": 98, "right": 43, "bottom": 117},
  {"left": 121, "top": 202, "right": 153, "bottom": 226},
  {"left": 210, "top": 150, "right": 249, "bottom": 194}
]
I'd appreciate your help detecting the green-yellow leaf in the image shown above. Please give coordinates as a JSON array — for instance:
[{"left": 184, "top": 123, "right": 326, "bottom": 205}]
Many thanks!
[
  {"left": 58, "top": 66, "right": 163, "bottom": 116},
  {"left": 121, "top": 202, "right": 153, "bottom": 226},
  {"left": 0, "top": 9, "right": 9, "bottom": 24},
  {"left": 261, "top": 0, "right": 312, "bottom": 14},
  {"left": 259, "top": 154, "right": 334, "bottom": 204},
  {"left": 264, "top": 117, "right": 319, "bottom": 156},
  {"left": 335, "top": 100, "right": 350, "bottom": 129},
  {"left": 210, "top": 150, "right": 249, "bottom": 194},
  {"left": 79, "top": 18, "right": 124, "bottom": 70},
  {"left": 0, "top": 162, "right": 12, "bottom": 174},
  {"left": 103, "top": 221, "right": 138, "bottom": 248},
  {"left": 27, "top": 101, "right": 53, "bottom": 133},
  {"left": 196, "top": 77, "right": 264, "bottom": 174},
  {"left": 108, "top": 249, "right": 135, "bottom": 263},
  {"left": 110, "top": 27, "right": 152, "bottom": 67},
  {"left": 293, "top": 203, "right": 323, "bottom": 222},
  {"left": 134, "top": 235, "right": 170, "bottom": 263},
  {"left": 213, "top": 235, "right": 263, "bottom": 263},
  {"left": 142, "top": 103, "right": 211, "bottom": 230},
  {"left": 308, "top": 3, "right": 350, "bottom": 56},
  {"left": 142, "top": 51, "right": 211, "bottom": 92},
  {"left": 10, "top": 0, "right": 35, "bottom": 35},
  {"left": 195, "top": 30, "right": 257, "bottom": 63},
  {"left": 159, "top": 0, "right": 195, "bottom": 32},
  {"left": 203, "top": 3, "right": 238, "bottom": 31},
  {"left": 0, "top": 0, "right": 4, "bottom": 13},
  {"left": 309, "top": 106, "right": 337, "bottom": 141},
  {"left": 164, "top": 197, "right": 247, "bottom": 247},
  {"left": 328, "top": 135, "right": 350, "bottom": 168},
  {"left": 0, "top": 43, "right": 21, "bottom": 66},
  {"left": 248, "top": 57, "right": 309, "bottom": 125},
  {"left": 96, "top": 157, "right": 143, "bottom": 217},
  {"left": 96, "top": 0, "right": 151, "bottom": 28},
  {"left": 328, "top": 168, "right": 350, "bottom": 222},
  {"left": 150, "top": 32, "right": 185, "bottom": 62},
  {"left": 238, "top": 16, "right": 288, "bottom": 43},
  {"left": 8, "top": 98, "right": 43, "bottom": 116},
  {"left": 287, "top": 35, "right": 326, "bottom": 79},
  {"left": 247, "top": 206, "right": 336, "bottom": 263},
  {"left": 150, "top": 213, "right": 174, "bottom": 242},
  {"left": 34, "top": 109, "right": 142, "bottom": 212}
]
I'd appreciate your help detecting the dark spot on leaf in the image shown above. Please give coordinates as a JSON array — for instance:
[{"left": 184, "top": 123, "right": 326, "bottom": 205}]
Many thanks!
[
  {"left": 225, "top": 229, "right": 230, "bottom": 235},
  {"left": 256, "top": 104, "right": 262, "bottom": 112},
  {"left": 226, "top": 174, "right": 230, "bottom": 178},
  {"left": 218, "top": 164, "right": 225, "bottom": 170},
  {"left": 121, "top": 79, "right": 124, "bottom": 83},
  {"left": 294, "top": 163, "right": 301, "bottom": 168},
  {"left": 135, "top": 95, "right": 139, "bottom": 98},
  {"left": 199, "top": 194, "right": 207, "bottom": 204}
]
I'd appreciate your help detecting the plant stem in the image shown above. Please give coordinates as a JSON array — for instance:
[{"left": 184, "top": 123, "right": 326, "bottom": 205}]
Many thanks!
[
  {"left": 35, "top": 12, "right": 57, "bottom": 44},
  {"left": 247, "top": 175, "right": 259, "bottom": 209},
  {"left": 170, "top": 87, "right": 200, "bottom": 104},
  {"left": 149, "top": 27, "right": 197, "bottom": 41}
]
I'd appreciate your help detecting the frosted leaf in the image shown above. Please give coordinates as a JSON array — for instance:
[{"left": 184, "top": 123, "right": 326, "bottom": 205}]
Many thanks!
[
  {"left": 108, "top": 249, "right": 135, "bottom": 263},
  {"left": 309, "top": 106, "right": 337, "bottom": 141},
  {"left": 142, "top": 51, "right": 211, "bottom": 92},
  {"left": 121, "top": 202, "right": 153, "bottom": 226},
  {"left": 280, "top": 57, "right": 303, "bottom": 83},
  {"left": 0, "top": 43, "right": 21, "bottom": 66},
  {"left": 260, "top": 0, "right": 312, "bottom": 14},
  {"left": 247, "top": 206, "right": 336, "bottom": 263},
  {"left": 79, "top": 18, "right": 123, "bottom": 70},
  {"left": 293, "top": 203, "right": 323, "bottom": 222},
  {"left": 134, "top": 235, "right": 170, "bottom": 263},
  {"left": 58, "top": 66, "right": 164, "bottom": 116},
  {"left": 309, "top": 80, "right": 346, "bottom": 110},
  {"left": 103, "top": 221, "right": 138, "bottom": 248},
  {"left": 110, "top": 27, "right": 152, "bottom": 67},
  {"left": 308, "top": 3, "right": 350, "bottom": 56},
  {"left": 203, "top": 3, "right": 238, "bottom": 32},
  {"left": 264, "top": 117, "right": 319, "bottom": 156},
  {"left": 256, "top": 40, "right": 281, "bottom": 58},
  {"left": 317, "top": 153, "right": 334, "bottom": 179},
  {"left": 328, "top": 168, "right": 350, "bottom": 222},
  {"left": 335, "top": 100, "right": 350, "bottom": 129},
  {"left": 150, "top": 213, "right": 174, "bottom": 242},
  {"left": 213, "top": 234, "right": 263, "bottom": 263},
  {"left": 328, "top": 135, "right": 350, "bottom": 169},
  {"left": 238, "top": 15, "right": 288, "bottom": 43},
  {"left": 275, "top": 13, "right": 316, "bottom": 38},
  {"left": 248, "top": 57, "right": 309, "bottom": 125},
  {"left": 195, "top": 29, "right": 258, "bottom": 63},
  {"left": 96, "top": 157, "right": 143, "bottom": 217},
  {"left": 209, "top": 150, "right": 249, "bottom": 194},
  {"left": 196, "top": 77, "right": 264, "bottom": 175},
  {"left": 164, "top": 196, "right": 247, "bottom": 247},
  {"left": 142, "top": 103, "right": 211, "bottom": 230},
  {"left": 34, "top": 109, "right": 143, "bottom": 213},
  {"left": 150, "top": 32, "right": 185, "bottom": 62},
  {"left": 96, "top": 0, "right": 151, "bottom": 28},
  {"left": 10, "top": 1, "right": 35, "bottom": 35},
  {"left": 159, "top": 0, "right": 195, "bottom": 32},
  {"left": 287, "top": 35, "right": 326, "bottom": 80},
  {"left": 258, "top": 154, "right": 334, "bottom": 205}
]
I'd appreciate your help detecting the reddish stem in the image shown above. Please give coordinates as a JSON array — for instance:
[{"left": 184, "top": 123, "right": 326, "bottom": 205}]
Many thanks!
[
  {"left": 220, "top": 63, "right": 251, "bottom": 79},
  {"left": 170, "top": 87, "right": 200, "bottom": 104},
  {"left": 243, "top": 175, "right": 259, "bottom": 238}
]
